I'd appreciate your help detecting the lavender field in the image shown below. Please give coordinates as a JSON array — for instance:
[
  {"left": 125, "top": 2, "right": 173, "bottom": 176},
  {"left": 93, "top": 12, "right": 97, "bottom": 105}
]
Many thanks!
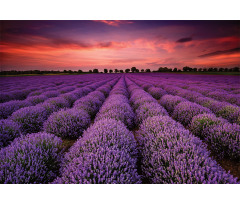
[{"left": 0, "top": 73, "right": 239, "bottom": 184}]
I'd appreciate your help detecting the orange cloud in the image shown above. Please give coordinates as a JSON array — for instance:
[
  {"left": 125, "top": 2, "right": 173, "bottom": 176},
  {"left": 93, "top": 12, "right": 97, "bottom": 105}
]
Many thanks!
[{"left": 93, "top": 20, "right": 133, "bottom": 27}]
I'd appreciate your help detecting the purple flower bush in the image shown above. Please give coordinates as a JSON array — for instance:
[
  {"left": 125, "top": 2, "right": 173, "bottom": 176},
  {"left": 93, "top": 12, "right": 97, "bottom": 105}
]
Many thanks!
[
  {"left": 61, "top": 92, "right": 79, "bottom": 106},
  {"left": 95, "top": 100, "right": 135, "bottom": 129},
  {"left": 215, "top": 105, "right": 240, "bottom": 125},
  {"left": 159, "top": 95, "right": 188, "bottom": 114},
  {"left": 136, "top": 116, "right": 238, "bottom": 184},
  {"left": 135, "top": 102, "right": 168, "bottom": 124},
  {"left": 148, "top": 87, "right": 167, "bottom": 100},
  {"left": 44, "top": 108, "right": 91, "bottom": 139},
  {"left": 41, "top": 97, "right": 71, "bottom": 114},
  {"left": 205, "top": 123, "right": 240, "bottom": 160},
  {"left": 10, "top": 106, "right": 48, "bottom": 134},
  {"left": 189, "top": 113, "right": 227, "bottom": 138},
  {"left": 42, "top": 90, "right": 60, "bottom": 98},
  {"left": 54, "top": 119, "right": 141, "bottom": 184},
  {"left": 74, "top": 95, "right": 103, "bottom": 117},
  {"left": 172, "top": 101, "right": 212, "bottom": 126},
  {"left": 26, "top": 95, "right": 48, "bottom": 105},
  {"left": 0, "top": 119, "right": 21, "bottom": 148},
  {"left": 0, "top": 100, "right": 32, "bottom": 119},
  {"left": 0, "top": 132, "right": 62, "bottom": 184}
]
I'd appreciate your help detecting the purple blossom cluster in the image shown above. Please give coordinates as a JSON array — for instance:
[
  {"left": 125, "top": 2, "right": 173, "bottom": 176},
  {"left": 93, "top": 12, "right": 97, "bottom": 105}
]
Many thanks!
[
  {"left": 136, "top": 116, "right": 238, "bottom": 184},
  {"left": 147, "top": 87, "right": 167, "bottom": 100},
  {"left": 10, "top": 106, "right": 49, "bottom": 134},
  {"left": 73, "top": 80, "right": 117, "bottom": 118},
  {"left": 44, "top": 108, "right": 91, "bottom": 139},
  {"left": 159, "top": 95, "right": 188, "bottom": 114},
  {"left": 190, "top": 114, "right": 240, "bottom": 160},
  {"left": 0, "top": 132, "right": 62, "bottom": 184},
  {"left": 95, "top": 78, "right": 135, "bottom": 129},
  {"left": 172, "top": 101, "right": 212, "bottom": 126},
  {"left": 0, "top": 100, "right": 32, "bottom": 119},
  {"left": 1, "top": 74, "right": 239, "bottom": 184},
  {"left": 126, "top": 79, "right": 168, "bottom": 125},
  {"left": 0, "top": 119, "right": 21, "bottom": 148},
  {"left": 54, "top": 119, "right": 141, "bottom": 184}
]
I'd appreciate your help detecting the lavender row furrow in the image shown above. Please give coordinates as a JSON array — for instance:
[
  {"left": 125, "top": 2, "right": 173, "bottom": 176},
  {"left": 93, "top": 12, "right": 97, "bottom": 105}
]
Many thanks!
[
  {"left": 129, "top": 76, "right": 240, "bottom": 161},
  {"left": 125, "top": 77, "right": 238, "bottom": 184},
  {"left": 53, "top": 77, "right": 141, "bottom": 184}
]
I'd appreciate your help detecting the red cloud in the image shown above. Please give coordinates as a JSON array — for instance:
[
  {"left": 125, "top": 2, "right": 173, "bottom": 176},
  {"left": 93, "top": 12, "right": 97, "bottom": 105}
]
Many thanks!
[{"left": 93, "top": 20, "right": 133, "bottom": 27}]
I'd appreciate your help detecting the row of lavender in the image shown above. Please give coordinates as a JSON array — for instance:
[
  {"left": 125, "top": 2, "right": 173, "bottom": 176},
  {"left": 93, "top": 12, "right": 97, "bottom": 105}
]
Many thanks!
[
  {"left": 0, "top": 75, "right": 94, "bottom": 103},
  {"left": 0, "top": 76, "right": 117, "bottom": 148},
  {"left": 128, "top": 75, "right": 240, "bottom": 162},
  {"left": 125, "top": 77, "right": 238, "bottom": 183},
  {"left": 0, "top": 76, "right": 121, "bottom": 183},
  {"left": 0, "top": 73, "right": 239, "bottom": 184},
  {"left": 53, "top": 77, "right": 141, "bottom": 183}
]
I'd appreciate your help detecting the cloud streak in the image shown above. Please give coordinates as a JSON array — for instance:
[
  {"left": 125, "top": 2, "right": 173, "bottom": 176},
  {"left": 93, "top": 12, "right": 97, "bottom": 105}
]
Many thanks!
[
  {"left": 176, "top": 37, "right": 192, "bottom": 43},
  {"left": 198, "top": 47, "right": 240, "bottom": 58},
  {"left": 93, "top": 20, "right": 133, "bottom": 27}
]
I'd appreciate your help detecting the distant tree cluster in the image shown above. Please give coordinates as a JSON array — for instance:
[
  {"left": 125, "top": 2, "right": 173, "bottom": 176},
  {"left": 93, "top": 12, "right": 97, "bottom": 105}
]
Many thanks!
[
  {"left": 1, "top": 66, "right": 239, "bottom": 76},
  {"left": 154, "top": 66, "right": 240, "bottom": 73}
]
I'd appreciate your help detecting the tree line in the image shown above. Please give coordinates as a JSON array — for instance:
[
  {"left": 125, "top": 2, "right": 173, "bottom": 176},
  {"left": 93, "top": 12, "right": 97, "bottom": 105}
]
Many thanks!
[{"left": 0, "top": 66, "right": 239, "bottom": 75}]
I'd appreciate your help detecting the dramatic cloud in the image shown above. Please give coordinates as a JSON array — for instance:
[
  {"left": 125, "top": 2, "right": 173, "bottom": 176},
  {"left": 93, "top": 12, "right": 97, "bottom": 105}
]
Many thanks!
[
  {"left": 1, "top": 20, "right": 240, "bottom": 71},
  {"left": 93, "top": 20, "right": 133, "bottom": 27},
  {"left": 198, "top": 47, "right": 240, "bottom": 58},
  {"left": 176, "top": 37, "right": 193, "bottom": 43}
]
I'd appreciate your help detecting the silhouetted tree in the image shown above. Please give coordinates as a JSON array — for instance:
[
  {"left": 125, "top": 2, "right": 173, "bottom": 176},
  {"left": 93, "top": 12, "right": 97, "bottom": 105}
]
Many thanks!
[
  {"left": 109, "top": 69, "right": 113, "bottom": 73},
  {"left": 145, "top": 69, "right": 151, "bottom": 72},
  {"left": 89, "top": 70, "right": 92, "bottom": 73},
  {"left": 120, "top": 70, "right": 124, "bottom": 73},
  {"left": 131, "top": 67, "right": 137, "bottom": 73},
  {"left": 173, "top": 68, "right": 177, "bottom": 72},
  {"left": 141, "top": 69, "right": 144, "bottom": 72},
  {"left": 114, "top": 69, "right": 119, "bottom": 73},
  {"left": 93, "top": 69, "right": 99, "bottom": 73},
  {"left": 198, "top": 68, "right": 202, "bottom": 72},
  {"left": 193, "top": 68, "right": 197, "bottom": 72},
  {"left": 136, "top": 69, "right": 139, "bottom": 73},
  {"left": 78, "top": 69, "right": 83, "bottom": 73},
  {"left": 232, "top": 67, "right": 240, "bottom": 72},
  {"left": 183, "top": 66, "right": 193, "bottom": 72},
  {"left": 104, "top": 69, "right": 108, "bottom": 73},
  {"left": 125, "top": 69, "right": 130, "bottom": 73}
]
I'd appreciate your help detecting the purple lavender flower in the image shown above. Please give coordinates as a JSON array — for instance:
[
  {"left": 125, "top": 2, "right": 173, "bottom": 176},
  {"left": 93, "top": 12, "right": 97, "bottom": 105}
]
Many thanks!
[
  {"left": 148, "top": 87, "right": 167, "bottom": 100},
  {"left": 172, "top": 101, "right": 212, "bottom": 126},
  {"left": 26, "top": 95, "right": 48, "bottom": 105},
  {"left": 189, "top": 113, "right": 227, "bottom": 138},
  {"left": 0, "top": 119, "right": 21, "bottom": 148},
  {"left": 0, "top": 100, "right": 32, "bottom": 119},
  {"left": 10, "top": 106, "right": 48, "bottom": 134},
  {"left": 205, "top": 123, "right": 240, "bottom": 160},
  {"left": 44, "top": 108, "right": 91, "bottom": 139},
  {"left": 136, "top": 102, "right": 168, "bottom": 124},
  {"left": 136, "top": 116, "right": 238, "bottom": 184},
  {"left": 54, "top": 119, "right": 141, "bottom": 184},
  {"left": 216, "top": 105, "right": 240, "bottom": 125},
  {"left": 0, "top": 132, "right": 62, "bottom": 184},
  {"left": 159, "top": 95, "right": 188, "bottom": 114}
]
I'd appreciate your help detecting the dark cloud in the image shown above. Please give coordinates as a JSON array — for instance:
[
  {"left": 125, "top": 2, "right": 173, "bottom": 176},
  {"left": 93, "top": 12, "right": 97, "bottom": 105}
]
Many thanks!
[
  {"left": 198, "top": 47, "right": 240, "bottom": 58},
  {"left": 176, "top": 37, "right": 192, "bottom": 43}
]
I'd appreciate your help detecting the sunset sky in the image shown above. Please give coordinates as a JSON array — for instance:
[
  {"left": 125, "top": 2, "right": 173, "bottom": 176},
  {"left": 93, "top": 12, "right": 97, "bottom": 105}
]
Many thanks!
[{"left": 0, "top": 20, "right": 240, "bottom": 71}]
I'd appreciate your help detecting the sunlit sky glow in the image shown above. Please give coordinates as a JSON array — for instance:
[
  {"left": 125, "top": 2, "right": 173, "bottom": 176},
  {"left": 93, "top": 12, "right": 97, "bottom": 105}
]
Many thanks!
[{"left": 0, "top": 20, "right": 240, "bottom": 71}]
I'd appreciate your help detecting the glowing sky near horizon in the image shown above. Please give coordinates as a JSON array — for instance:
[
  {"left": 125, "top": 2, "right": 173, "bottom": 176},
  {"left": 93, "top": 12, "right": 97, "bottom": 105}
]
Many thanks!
[{"left": 0, "top": 20, "right": 240, "bottom": 71}]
